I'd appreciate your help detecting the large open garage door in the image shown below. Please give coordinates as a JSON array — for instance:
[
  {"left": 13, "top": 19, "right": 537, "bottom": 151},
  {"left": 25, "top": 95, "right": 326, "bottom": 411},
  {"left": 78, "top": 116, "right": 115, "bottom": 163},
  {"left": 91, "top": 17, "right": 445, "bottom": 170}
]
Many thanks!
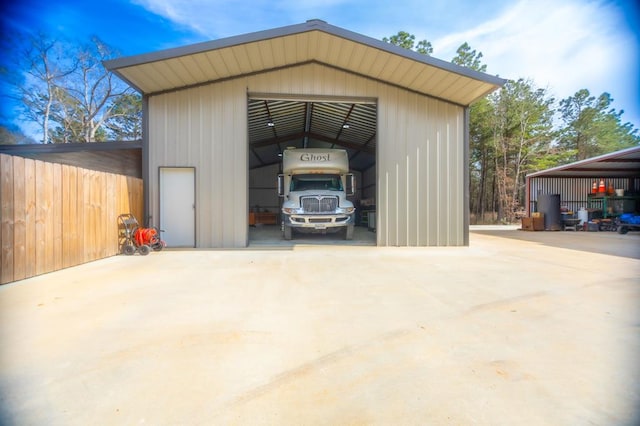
[{"left": 246, "top": 94, "right": 377, "bottom": 245}]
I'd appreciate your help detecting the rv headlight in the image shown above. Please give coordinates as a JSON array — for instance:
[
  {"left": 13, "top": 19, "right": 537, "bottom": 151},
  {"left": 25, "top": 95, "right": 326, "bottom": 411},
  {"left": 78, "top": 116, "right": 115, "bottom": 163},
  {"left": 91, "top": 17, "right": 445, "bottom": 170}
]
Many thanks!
[
  {"left": 343, "top": 207, "right": 355, "bottom": 213},
  {"left": 283, "top": 208, "right": 294, "bottom": 214}
]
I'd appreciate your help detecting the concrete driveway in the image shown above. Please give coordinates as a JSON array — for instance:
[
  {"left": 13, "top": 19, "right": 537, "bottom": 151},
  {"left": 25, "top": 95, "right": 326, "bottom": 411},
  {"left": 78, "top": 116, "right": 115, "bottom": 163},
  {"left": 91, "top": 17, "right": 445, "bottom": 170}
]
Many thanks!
[{"left": 1, "top": 229, "right": 639, "bottom": 425}]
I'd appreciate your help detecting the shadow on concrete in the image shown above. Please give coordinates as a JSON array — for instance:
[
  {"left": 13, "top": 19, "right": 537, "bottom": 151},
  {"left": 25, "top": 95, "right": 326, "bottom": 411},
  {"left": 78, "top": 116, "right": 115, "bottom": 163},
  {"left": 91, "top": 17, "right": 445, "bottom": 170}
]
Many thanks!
[
  {"left": 248, "top": 224, "right": 376, "bottom": 248},
  {"left": 470, "top": 227, "right": 640, "bottom": 260},
  {"left": 248, "top": 224, "right": 640, "bottom": 259}
]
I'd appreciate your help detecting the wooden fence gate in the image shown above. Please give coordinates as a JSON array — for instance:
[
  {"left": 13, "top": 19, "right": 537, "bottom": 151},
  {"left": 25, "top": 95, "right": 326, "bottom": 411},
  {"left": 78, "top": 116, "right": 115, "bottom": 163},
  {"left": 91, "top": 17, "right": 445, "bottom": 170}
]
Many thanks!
[{"left": 1, "top": 153, "right": 143, "bottom": 284}]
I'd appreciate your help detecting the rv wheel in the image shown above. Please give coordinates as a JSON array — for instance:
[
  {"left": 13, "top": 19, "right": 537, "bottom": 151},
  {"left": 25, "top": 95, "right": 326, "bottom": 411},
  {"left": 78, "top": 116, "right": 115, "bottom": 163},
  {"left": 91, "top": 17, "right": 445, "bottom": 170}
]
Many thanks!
[
  {"left": 344, "top": 225, "right": 354, "bottom": 240},
  {"left": 283, "top": 226, "right": 292, "bottom": 240}
]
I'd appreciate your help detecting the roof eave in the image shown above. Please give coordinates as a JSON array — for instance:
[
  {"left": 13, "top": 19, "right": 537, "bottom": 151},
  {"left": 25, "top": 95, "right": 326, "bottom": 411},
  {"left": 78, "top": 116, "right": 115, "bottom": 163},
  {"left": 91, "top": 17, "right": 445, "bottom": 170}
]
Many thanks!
[
  {"left": 103, "top": 19, "right": 506, "bottom": 96},
  {"left": 526, "top": 146, "right": 640, "bottom": 178}
]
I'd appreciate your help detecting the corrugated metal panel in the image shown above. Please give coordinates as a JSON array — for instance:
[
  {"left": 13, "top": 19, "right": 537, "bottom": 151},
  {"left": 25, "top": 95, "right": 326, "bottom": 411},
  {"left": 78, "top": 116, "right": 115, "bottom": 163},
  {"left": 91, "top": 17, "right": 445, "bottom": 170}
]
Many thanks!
[
  {"left": 148, "top": 80, "right": 248, "bottom": 248},
  {"left": 148, "top": 62, "right": 465, "bottom": 248},
  {"left": 528, "top": 177, "right": 639, "bottom": 214},
  {"left": 527, "top": 146, "right": 640, "bottom": 178},
  {"left": 377, "top": 84, "right": 464, "bottom": 247}
]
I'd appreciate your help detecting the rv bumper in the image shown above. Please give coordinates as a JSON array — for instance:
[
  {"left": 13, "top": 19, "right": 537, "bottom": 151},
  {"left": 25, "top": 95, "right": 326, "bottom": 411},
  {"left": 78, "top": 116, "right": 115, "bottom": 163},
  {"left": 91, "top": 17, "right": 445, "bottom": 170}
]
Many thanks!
[{"left": 282, "top": 213, "right": 354, "bottom": 230}]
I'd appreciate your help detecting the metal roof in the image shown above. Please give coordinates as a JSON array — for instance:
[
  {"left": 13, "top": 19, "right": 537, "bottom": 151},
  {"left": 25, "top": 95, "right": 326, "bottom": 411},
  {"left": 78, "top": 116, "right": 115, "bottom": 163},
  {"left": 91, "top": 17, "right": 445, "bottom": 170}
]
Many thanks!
[
  {"left": 0, "top": 141, "right": 143, "bottom": 177},
  {"left": 104, "top": 20, "right": 506, "bottom": 173},
  {"left": 104, "top": 19, "right": 505, "bottom": 106},
  {"left": 526, "top": 146, "right": 640, "bottom": 178},
  {"left": 247, "top": 97, "right": 377, "bottom": 171}
]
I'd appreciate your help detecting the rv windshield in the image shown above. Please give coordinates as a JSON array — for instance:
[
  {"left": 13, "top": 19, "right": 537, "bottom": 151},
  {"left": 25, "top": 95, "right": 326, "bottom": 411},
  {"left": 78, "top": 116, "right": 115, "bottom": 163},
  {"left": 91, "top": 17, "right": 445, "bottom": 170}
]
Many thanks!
[{"left": 290, "top": 174, "right": 343, "bottom": 191}]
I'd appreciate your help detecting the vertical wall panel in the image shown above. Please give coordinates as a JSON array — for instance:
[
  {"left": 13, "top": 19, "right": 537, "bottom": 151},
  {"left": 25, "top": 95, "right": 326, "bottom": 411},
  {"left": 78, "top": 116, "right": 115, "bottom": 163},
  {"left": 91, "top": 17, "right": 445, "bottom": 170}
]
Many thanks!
[
  {"left": 38, "top": 161, "right": 54, "bottom": 274},
  {"left": 1, "top": 154, "right": 14, "bottom": 283},
  {"left": 24, "top": 159, "right": 36, "bottom": 279},
  {"left": 12, "top": 156, "right": 26, "bottom": 281},
  {"left": 406, "top": 94, "right": 419, "bottom": 246},
  {"left": 83, "top": 169, "right": 93, "bottom": 263},
  {"left": 52, "top": 163, "right": 63, "bottom": 271},
  {"left": 105, "top": 173, "right": 117, "bottom": 255},
  {"left": 76, "top": 168, "right": 86, "bottom": 264},
  {"left": 376, "top": 85, "right": 464, "bottom": 246},
  {"left": 62, "top": 165, "right": 78, "bottom": 268},
  {"left": 148, "top": 62, "right": 466, "bottom": 248},
  {"left": 148, "top": 80, "right": 248, "bottom": 248}
]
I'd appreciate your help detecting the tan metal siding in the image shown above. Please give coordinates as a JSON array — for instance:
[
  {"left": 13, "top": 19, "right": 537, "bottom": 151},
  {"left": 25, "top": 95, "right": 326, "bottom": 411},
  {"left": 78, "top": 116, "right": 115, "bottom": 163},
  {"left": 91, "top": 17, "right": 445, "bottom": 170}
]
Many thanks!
[
  {"left": 148, "top": 81, "right": 248, "bottom": 248},
  {"left": 377, "top": 85, "right": 464, "bottom": 246},
  {"left": 148, "top": 62, "right": 465, "bottom": 247}
]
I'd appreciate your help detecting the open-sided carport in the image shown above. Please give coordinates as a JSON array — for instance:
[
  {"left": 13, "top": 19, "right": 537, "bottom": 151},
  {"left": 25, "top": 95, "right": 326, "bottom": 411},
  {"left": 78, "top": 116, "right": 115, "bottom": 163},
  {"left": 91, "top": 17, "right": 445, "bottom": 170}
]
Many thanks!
[
  {"left": 526, "top": 146, "right": 640, "bottom": 216},
  {"left": 104, "top": 19, "right": 505, "bottom": 248}
]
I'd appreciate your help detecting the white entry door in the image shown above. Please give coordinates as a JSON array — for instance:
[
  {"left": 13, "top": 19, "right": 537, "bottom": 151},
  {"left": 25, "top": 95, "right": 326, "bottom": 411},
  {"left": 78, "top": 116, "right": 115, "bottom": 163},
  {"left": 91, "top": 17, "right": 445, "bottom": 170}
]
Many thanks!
[{"left": 160, "top": 167, "right": 195, "bottom": 247}]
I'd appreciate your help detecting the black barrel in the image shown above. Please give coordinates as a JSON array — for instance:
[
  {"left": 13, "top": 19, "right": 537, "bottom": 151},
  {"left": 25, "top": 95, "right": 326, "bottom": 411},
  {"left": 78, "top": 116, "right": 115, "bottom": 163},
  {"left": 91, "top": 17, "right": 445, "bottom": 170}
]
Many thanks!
[{"left": 538, "top": 193, "right": 561, "bottom": 231}]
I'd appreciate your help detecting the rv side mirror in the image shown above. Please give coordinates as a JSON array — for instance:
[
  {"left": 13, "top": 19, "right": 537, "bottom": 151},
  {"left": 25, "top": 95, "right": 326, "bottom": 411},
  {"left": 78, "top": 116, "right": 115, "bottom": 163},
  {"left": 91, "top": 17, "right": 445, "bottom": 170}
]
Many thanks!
[
  {"left": 346, "top": 173, "right": 355, "bottom": 196},
  {"left": 277, "top": 174, "right": 285, "bottom": 197}
]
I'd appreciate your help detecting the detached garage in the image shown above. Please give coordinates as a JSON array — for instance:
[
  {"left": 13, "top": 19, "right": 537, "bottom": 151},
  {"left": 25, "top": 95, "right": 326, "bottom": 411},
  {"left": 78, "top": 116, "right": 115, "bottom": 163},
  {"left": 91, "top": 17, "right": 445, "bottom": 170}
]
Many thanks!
[{"left": 104, "top": 19, "right": 504, "bottom": 248}]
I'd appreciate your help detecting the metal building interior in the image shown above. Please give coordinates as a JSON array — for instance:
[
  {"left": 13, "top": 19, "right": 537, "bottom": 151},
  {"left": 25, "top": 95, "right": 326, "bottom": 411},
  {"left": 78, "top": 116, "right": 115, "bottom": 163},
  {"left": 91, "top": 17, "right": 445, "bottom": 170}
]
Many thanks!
[
  {"left": 247, "top": 98, "right": 376, "bottom": 172},
  {"left": 246, "top": 97, "right": 377, "bottom": 240}
]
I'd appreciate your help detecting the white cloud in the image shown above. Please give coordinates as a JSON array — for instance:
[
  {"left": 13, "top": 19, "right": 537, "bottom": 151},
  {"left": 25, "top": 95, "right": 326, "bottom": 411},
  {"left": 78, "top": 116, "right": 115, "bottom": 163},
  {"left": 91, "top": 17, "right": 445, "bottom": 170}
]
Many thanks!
[
  {"left": 431, "top": 0, "right": 639, "bottom": 125},
  {"left": 132, "top": 0, "right": 256, "bottom": 36},
  {"left": 132, "top": 0, "right": 640, "bottom": 127},
  {"left": 131, "top": 0, "right": 333, "bottom": 38}
]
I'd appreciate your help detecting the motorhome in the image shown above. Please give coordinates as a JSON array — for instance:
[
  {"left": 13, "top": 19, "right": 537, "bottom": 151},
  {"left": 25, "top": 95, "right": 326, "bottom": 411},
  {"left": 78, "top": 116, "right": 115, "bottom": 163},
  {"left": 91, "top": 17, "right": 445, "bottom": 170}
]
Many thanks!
[{"left": 278, "top": 148, "right": 356, "bottom": 240}]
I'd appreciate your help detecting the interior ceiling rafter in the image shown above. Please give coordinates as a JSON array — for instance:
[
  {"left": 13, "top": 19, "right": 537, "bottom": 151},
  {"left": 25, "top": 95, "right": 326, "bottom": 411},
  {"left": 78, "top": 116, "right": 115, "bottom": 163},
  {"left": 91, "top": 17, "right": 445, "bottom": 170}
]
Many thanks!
[{"left": 248, "top": 98, "right": 377, "bottom": 172}]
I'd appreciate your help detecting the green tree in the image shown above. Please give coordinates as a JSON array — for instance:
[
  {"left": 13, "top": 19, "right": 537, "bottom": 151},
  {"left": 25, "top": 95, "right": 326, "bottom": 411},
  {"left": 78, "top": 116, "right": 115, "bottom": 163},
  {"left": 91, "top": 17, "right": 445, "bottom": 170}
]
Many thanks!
[
  {"left": 556, "top": 89, "right": 639, "bottom": 161},
  {"left": 452, "top": 42, "right": 499, "bottom": 222},
  {"left": 452, "top": 42, "right": 487, "bottom": 72},
  {"left": 105, "top": 93, "right": 143, "bottom": 140},
  {"left": 389, "top": 31, "right": 640, "bottom": 224},
  {"left": 491, "top": 79, "right": 554, "bottom": 222},
  {"left": 383, "top": 31, "right": 433, "bottom": 55},
  {"left": 0, "top": 125, "right": 37, "bottom": 144},
  {"left": 468, "top": 97, "right": 496, "bottom": 222}
]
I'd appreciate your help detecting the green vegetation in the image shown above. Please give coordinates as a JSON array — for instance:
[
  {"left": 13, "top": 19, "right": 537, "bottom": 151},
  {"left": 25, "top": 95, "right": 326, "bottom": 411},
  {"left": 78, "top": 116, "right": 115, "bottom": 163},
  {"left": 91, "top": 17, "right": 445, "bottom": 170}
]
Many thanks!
[{"left": 385, "top": 31, "right": 640, "bottom": 224}]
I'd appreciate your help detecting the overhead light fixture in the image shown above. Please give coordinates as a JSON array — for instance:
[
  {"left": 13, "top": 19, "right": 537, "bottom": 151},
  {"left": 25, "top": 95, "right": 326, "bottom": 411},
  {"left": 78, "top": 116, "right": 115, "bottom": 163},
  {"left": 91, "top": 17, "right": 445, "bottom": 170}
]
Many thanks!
[
  {"left": 342, "top": 123, "right": 350, "bottom": 129},
  {"left": 267, "top": 118, "right": 275, "bottom": 127}
]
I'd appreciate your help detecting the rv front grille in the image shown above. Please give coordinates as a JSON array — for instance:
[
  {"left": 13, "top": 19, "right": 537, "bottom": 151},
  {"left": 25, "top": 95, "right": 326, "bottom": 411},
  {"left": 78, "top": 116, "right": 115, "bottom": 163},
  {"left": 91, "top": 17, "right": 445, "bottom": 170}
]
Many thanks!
[
  {"left": 301, "top": 196, "right": 338, "bottom": 213},
  {"left": 309, "top": 218, "right": 332, "bottom": 223}
]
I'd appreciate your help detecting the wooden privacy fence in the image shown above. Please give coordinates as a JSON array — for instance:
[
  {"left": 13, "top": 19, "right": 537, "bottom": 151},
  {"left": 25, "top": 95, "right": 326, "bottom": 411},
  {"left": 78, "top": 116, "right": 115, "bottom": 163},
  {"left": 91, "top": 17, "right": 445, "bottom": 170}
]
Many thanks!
[{"left": 1, "top": 153, "right": 143, "bottom": 284}]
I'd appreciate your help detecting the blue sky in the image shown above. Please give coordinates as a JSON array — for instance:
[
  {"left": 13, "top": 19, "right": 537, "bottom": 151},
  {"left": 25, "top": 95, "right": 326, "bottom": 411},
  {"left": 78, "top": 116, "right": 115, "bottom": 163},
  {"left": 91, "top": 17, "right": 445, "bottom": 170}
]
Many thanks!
[{"left": 2, "top": 0, "right": 639, "bottom": 134}]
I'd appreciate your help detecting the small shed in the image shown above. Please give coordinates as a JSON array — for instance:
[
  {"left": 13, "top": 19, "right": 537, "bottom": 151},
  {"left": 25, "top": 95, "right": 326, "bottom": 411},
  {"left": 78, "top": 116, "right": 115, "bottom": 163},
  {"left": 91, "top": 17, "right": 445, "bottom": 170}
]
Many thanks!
[
  {"left": 526, "top": 146, "right": 640, "bottom": 219},
  {"left": 104, "top": 19, "right": 505, "bottom": 248}
]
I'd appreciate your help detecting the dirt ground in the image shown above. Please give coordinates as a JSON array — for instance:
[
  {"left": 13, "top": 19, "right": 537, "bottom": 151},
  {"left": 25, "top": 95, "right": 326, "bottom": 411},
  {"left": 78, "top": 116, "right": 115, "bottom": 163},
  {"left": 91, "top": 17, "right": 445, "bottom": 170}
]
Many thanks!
[{"left": 1, "top": 227, "right": 639, "bottom": 425}]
